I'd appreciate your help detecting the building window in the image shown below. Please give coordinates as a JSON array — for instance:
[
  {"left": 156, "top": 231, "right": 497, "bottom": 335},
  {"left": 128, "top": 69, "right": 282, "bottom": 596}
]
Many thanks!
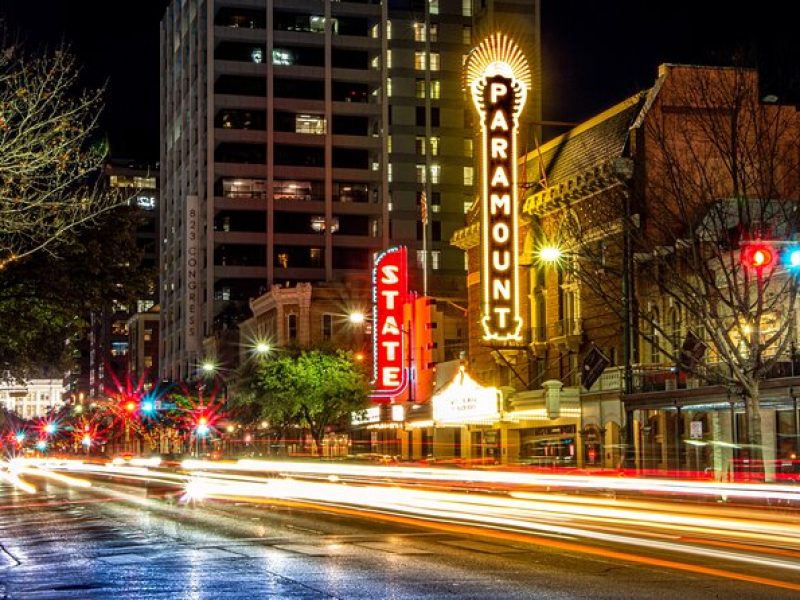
[
  {"left": 432, "top": 221, "right": 442, "bottom": 242},
  {"left": 295, "top": 114, "right": 326, "bottom": 134},
  {"left": 287, "top": 314, "right": 298, "bottom": 341},
  {"left": 386, "top": 77, "right": 392, "bottom": 97},
  {"left": 387, "top": 163, "right": 393, "bottom": 182},
  {"left": 431, "top": 250, "right": 441, "bottom": 270},
  {"left": 272, "top": 49, "right": 293, "bottom": 65},
  {"left": 251, "top": 48, "right": 264, "bottom": 63},
  {"left": 430, "top": 164, "right": 441, "bottom": 184},
  {"left": 463, "top": 138, "right": 473, "bottom": 157},
  {"left": 144, "top": 356, "right": 154, "bottom": 369},
  {"left": 371, "top": 55, "right": 380, "bottom": 69},
  {"left": 310, "top": 248, "right": 322, "bottom": 267},
  {"left": 430, "top": 80, "right": 440, "bottom": 99},
  {"left": 415, "top": 79, "right": 426, "bottom": 99},
  {"left": 463, "top": 166, "right": 474, "bottom": 186},
  {"left": 429, "top": 136, "right": 440, "bottom": 156},
  {"left": 431, "top": 191, "right": 441, "bottom": 213},
  {"left": 413, "top": 22, "right": 426, "bottom": 42},
  {"left": 429, "top": 53, "right": 440, "bottom": 71},
  {"left": 430, "top": 23, "right": 439, "bottom": 42},
  {"left": 464, "top": 252, "right": 469, "bottom": 271},
  {"left": 416, "top": 164, "right": 426, "bottom": 183},
  {"left": 386, "top": 20, "right": 392, "bottom": 39},
  {"left": 414, "top": 52, "right": 427, "bottom": 70},
  {"left": 387, "top": 136, "right": 392, "bottom": 154},
  {"left": 277, "top": 253, "right": 289, "bottom": 269},
  {"left": 416, "top": 136, "right": 426, "bottom": 155},
  {"left": 386, "top": 50, "right": 392, "bottom": 69},
  {"left": 429, "top": 0, "right": 439, "bottom": 15},
  {"left": 464, "top": 200, "right": 472, "bottom": 214},
  {"left": 416, "top": 250, "right": 426, "bottom": 269},
  {"left": 371, "top": 23, "right": 380, "bottom": 39},
  {"left": 462, "top": 25, "right": 472, "bottom": 45},
  {"left": 462, "top": 0, "right": 472, "bottom": 16},
  {"left": 322, "top": 313, "right": 334, "bottom": 341}
]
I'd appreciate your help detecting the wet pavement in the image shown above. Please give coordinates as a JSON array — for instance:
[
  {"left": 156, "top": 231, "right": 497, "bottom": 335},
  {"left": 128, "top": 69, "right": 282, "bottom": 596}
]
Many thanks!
[{"left": 0, "top": 475, "right": 796, "bottom": 599}]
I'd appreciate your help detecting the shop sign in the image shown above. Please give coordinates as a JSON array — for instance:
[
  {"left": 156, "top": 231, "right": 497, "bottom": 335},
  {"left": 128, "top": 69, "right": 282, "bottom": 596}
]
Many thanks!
[
  {"left": 371, "top": 246, "right": 408, "bottom": 400},
  {"left": 352, "top": 406, "right": 381, "bottom": 426},
  {"left": 466, "top": 34, "right": 530, "bottom": 342},
  {"left": 432, "top": 367, "right": 501, "bottom": 424}
]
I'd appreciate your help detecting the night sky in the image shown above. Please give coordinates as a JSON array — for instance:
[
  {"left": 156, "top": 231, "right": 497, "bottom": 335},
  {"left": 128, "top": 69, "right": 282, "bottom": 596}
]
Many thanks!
[{"left": 0, "top": 1, "right": 794, "bottom": 161}]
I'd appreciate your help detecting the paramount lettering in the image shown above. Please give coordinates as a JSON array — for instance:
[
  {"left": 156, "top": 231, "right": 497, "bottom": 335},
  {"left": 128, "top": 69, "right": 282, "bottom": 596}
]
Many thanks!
[{"left": 468, "top": 36, "right": 528, "bottom": 341}]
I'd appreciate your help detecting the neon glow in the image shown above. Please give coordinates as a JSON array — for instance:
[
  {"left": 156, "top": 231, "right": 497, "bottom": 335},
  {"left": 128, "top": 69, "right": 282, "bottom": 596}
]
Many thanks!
[
  {"left": 467, "top": 34, "right": 530, "bottom": 342},
  {"left": 371, "top": 245, "right": 409, "bottom": 399},
  {"left": 432, "top": 366, "right": 501, "bottom": 424}
]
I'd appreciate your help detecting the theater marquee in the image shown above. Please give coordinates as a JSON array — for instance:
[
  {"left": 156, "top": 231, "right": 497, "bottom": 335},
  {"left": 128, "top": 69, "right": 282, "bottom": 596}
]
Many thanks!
[
  {"left": 466, "top": 34, "right": 530, "bottom": 342},
  {"left": 371, "top": 246, "right": 409, "bottom": 401}
]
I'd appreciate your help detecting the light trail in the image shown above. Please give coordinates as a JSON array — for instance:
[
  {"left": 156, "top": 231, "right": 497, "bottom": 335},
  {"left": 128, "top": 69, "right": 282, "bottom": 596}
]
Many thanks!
[{"left": 36, "top": 457, "right": 800, "bottom": 591}]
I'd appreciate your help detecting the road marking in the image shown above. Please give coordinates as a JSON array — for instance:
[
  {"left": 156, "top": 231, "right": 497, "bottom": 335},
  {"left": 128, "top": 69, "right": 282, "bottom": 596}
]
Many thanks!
[{"left": 356, "top": 541, "right": 432, "bottom": 554}]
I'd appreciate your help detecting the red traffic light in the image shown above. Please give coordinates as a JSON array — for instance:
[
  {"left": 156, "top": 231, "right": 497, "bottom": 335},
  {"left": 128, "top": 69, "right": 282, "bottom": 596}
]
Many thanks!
[{"left": 742, "top": 244, "right": 774, "bottom": 270}]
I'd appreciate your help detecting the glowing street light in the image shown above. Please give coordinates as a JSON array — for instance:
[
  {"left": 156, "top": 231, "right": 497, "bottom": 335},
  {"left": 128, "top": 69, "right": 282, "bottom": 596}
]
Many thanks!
[
  {"left": 15, "top": 432, "right": 25, "bottom": 445},
  {"left": 35, "top": 439, "right": 47, "bottom": 452},
  {"left": 538, "top": 245, "right": 564, "bottom": 263},
  {"left": 196, "top": 417, "right": 210, "bottom": 437},
  {"left": 348, "top": 311, "right": 366, "bottom": 325},
  {"left": 201, "top": 361, "right": 217, "bottom": 375},
  {"left": 43, "top": 423, "right": 57, "bottom": 435}
]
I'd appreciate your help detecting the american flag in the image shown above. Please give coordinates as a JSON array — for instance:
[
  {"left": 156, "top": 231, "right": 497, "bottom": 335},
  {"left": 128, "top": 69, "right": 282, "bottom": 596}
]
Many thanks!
[{"left": 419, "top": 190, "right": 428, "bottom": 225}]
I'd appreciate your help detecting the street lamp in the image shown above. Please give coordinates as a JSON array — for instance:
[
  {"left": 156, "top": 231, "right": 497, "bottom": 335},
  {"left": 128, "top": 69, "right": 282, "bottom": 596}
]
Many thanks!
[{"left": 348, "top": 311, "right": 366, "bottom": 325}]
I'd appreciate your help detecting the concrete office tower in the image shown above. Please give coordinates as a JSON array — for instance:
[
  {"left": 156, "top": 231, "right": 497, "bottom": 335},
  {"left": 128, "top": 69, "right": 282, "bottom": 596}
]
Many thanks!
[
  {"left": 159, "top": 0, "right": 540, "bottom": 380},
  {"left": 160, "top": 0, "right": 387, "bottom": 380},
  {"left": 386, "top": 0, "right": 540, "bottom": 297}
]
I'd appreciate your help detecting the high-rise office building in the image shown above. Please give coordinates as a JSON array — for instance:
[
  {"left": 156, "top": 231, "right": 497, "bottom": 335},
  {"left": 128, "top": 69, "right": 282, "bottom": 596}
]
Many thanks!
[{"left": 159, "top": 0, "right": 540, "bottom": 380}]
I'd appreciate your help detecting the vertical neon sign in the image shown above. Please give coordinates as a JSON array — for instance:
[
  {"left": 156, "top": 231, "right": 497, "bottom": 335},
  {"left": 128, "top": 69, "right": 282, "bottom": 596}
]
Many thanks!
[
  {"left": 371, "top": 246, "right": 409, "bottom": 400},
  {"left": 466, "top": 34, "right": 530, "bottom": 342}
]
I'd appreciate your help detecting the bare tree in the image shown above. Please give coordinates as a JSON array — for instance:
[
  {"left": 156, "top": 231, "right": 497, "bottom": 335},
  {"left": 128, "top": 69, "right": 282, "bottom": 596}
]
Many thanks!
[
  {"left": 547, "top": 66, "right": 800, "bottom": 471},
  {"left": 0, "top": 35, "right": 122, "bottom": 269}
]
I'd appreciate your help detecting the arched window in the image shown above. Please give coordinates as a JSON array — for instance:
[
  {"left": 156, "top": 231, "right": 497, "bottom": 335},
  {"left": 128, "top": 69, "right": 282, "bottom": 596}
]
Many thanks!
[{"left": 649, "top": 308, "right": 660, "bottom": 364}]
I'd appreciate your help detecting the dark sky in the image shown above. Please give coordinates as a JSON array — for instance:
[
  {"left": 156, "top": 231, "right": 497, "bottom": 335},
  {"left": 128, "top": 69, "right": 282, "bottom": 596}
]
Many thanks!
[{"left": 1, "top": 1, "right": 794, "bottom": 161}]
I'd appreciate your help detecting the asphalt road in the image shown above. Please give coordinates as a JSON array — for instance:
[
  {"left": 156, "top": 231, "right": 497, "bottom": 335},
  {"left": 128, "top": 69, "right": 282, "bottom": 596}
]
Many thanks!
[{"left": 2, "top": 467, "right": 799, "bottom": 600}]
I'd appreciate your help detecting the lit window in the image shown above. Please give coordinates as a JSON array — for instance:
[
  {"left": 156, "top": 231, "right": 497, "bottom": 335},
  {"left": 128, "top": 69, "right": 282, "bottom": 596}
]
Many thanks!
[
  {"left": 413, "top": 22, "right": 426, "bottom": 42},
  {"left": 296, "top": 114, "right": 326, "bottom": 134},
  {"left": 277, "top": 253, "right": 289, "bottom": 269},
  {"left": 371, "top": 55, "right": 380, "bottom": 69},
  {"left": 430, "top": 24, "right": 438, "bottom": 42},
  {"left": 429, "top": 0, "right": 439, "bottom": 15},
  {"left": 416, "top": 250, "right": 426, "bottom": 269},
  {"left": 388, "top": 163, "right": 393, "bottom": 182},
  {"left": 386, "top": 50, "right": 392, "bottom": 69},
  {"left": 416, "top": 164, "right": 426, "bottom": 183},
  {"left": 430, "top": 164, "right": 441, "bottom": 184},
  {"left": 462, "top": 26, "right": 472, "bottom": 45},
  {"left": 464, "top": 200, "right": 472, "bottom": 214},
  {"left": 387, "top": 20, "right": 392, "bottom": 39},
  {"left": 462, "top": 0, "right": 472, "bottom": 16},
  {"left": 429, "top": 53, "right": 440, "bottom": 71},
  {"left": 371, "top": 23, "right": 380, "bottom": 39},
  {"left": 386, "top": 77, "right": 392, "bottom": 96},
  {"left": 372, "top": 161, "right": 380, "bottom": 171},
  {"left": 416, "top": 136, "right": 426, "bottom": 156},
  {"left": 310, "top": 248, "right": 322, "bottom": 266},
  {"left": 251, "top": 48, "right": 264, "bottom": 63},
  {"left": 431, "top": 250, "right": 441, "bottom": 270},
  {"left": 414, "top": 52, "right": 427, "bottom": 70},
  {"left": 310, "top": 16, "right": 329, "bottom": 33},
  {"left": 415, "top": 79, "right": 426, "bottom": 99},
  {"left": 463, "top": 138, "right": 473, "bottom": 157},
  {"left": 387, "top": 136, "right": 392, "bottom": 154},
  {"left": 272, "top": 49, "right": 293, "bottom": 65},
  {"left": 464, "top": 252, "right": 469, "bottom": 271},
  {"left": 430, "top": 80, "right": 440, "bottom": 99},
  {"left": 430, "top": 136, "right": 440, "bottom": 156},
  {"left": 463, "top": 166, "right": 474, "bottom": 186}
]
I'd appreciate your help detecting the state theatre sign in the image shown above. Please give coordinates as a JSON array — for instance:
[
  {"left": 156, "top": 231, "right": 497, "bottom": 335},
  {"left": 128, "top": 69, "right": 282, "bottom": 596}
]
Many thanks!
[
  {"left": 371, "top": 246, "right": 409, "bottom": 401},
  {"left": 466, "top": 34, "right": 530, "bottom": 342}
]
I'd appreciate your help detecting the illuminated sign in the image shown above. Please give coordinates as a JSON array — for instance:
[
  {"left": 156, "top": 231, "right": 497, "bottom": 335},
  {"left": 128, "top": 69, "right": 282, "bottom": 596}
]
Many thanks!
[
  {"left": 466, "top": 34, "right": 530, "bottom": 342},
  {"left": 352, "top": 406, "right": 381, "bottom": 426},
  {"left": 371, "top": 246, "right": 409, "bottom": 400},
  {"left": 185, "top": 194, "right": 199, "bottom": 352},
  {"left": 432, "top": 366, "right": 501, "bottom": 425}
]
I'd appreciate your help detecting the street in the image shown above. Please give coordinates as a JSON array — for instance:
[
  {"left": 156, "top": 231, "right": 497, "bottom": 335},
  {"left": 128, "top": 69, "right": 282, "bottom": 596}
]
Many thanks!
[{"left": 2, "top": 461, "right": 800, "bottom": 599}]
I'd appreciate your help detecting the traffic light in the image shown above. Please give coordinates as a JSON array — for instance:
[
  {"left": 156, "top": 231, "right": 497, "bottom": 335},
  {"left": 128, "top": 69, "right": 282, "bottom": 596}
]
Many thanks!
[
  {"left": 125, "top": 400, "right": 138, "bottom": 413},
  {"left": 196, "top": 416, "right": 210, "bottom": 436},
  {"left": 140, "top": 400, "right": 155, "bottom": 415},
  {"left": 741, "top": 243, "right": 775, "bottom": 270},
  {"left": 783, "top": 246, "right": 800, "bottom": 269}
]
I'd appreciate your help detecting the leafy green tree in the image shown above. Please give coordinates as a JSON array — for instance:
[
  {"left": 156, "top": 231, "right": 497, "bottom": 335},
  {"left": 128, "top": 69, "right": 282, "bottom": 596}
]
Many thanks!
[{"left": 232, "top": 349, "right": 370, "bottom": 456}]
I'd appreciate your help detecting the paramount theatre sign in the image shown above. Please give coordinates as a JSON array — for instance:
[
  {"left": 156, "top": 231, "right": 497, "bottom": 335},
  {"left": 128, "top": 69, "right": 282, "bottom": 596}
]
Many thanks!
[{"left": 466, "top": 34, "right": 530, "bottom": 342}]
